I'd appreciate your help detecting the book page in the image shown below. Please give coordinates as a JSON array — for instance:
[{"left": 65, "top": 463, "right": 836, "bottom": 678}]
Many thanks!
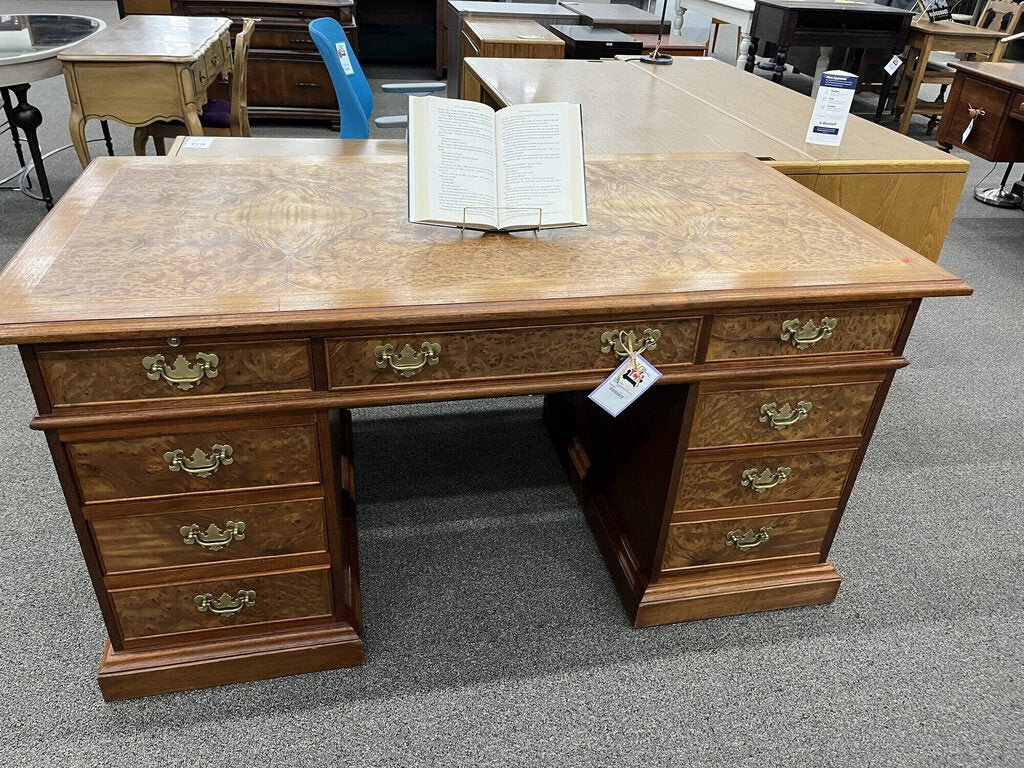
[
  {"left": 495, "top": 103, "right": 586, "bottom": 230},
  {"left": 408, "top": 97, "right": 499, "bottom": 229}
]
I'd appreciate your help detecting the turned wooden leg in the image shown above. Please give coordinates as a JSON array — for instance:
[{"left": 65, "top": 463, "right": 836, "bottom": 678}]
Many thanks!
[
  {"left": 773, "top": 45, "right": 788, "bottom": 83},
  {"left": 672, "top": 0, "right": 685, "bottom": 36},
  {"left": 810, "top": 46, "right": 833, "bottom": 97},
  {"left": 1, "top": 86, "right": 27, "bottom": 169},
  {"left": 744, "top": 35, "right": 758, "bottom": 72},
  {"left": 10, "top": 83, "right": 54, "bottom": 209},
  {"left": 100, "top": 120, "right": 114, "bottom": 156}
]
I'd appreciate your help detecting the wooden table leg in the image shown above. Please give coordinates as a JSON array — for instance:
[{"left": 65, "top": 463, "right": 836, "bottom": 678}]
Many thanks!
[
  {"left": 744, "top": 35, "right": 759, "bottom": 72},
  {"left": 100, "top": 120, "right": 114, "bottom": 156},
  {"left": 0, "top": 87, "right": 27, "bottom": 169},
  {"left": 898, "top": 40, "right": 931, "bottom": 135},
  {"left": 183, "top": 107, "right": 203, "bottom": 138},
  {"left": 9, "top": 83, "right": 54, "bottom": 209},
  {"left": 68, "top": 103, "right": 90, "bottom": 167},
  {"left": 773, "top": 45, "right": 788, "bottom": 83}
]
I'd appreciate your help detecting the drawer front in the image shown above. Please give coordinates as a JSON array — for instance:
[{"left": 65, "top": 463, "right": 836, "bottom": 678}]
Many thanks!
[
  {"left": 941, "top": 77, "right": 1010, "bottom": 156},
  {"left": 92, "top": 498, "right": 327, "bottom": 574},
  {"left": 251, "top": 28, "right": 319, "bottom": 51},
  {"left": 1010, "top": 90, "right": 1024, "bottom": 119},
  {"left": 176, "top": 1, "right": 353, "bottom": 25},
  {"left": 39, "top": 338, "right": 313, "bottom": 407},
  {"left": 327, "top": 318, "right": 700, "bottom": 389},
  {"left": 111, "top": 567, "right": 333, "bottom": 642},
  {"left": 248, "top": 55, "right": 335, "bottom": 109},
  {"left": 675, "top": 449, "right": 856, "bottom": 513},
  {"left": 705, "top": 304, "right": 907, "bottom": 362},
  {"left": 70, "top": 422, "right": 321, "bottom": 502},
  {"left": 689, "top": 378, "right": 882, "bottom": 449},
  {"left": 661, "top": 507, "right": 833, "bottom": 572}
]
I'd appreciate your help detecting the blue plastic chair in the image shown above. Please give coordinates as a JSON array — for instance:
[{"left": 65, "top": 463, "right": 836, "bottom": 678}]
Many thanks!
[{"left": 308, "top": 17, "right": 445, "bottom": 138}]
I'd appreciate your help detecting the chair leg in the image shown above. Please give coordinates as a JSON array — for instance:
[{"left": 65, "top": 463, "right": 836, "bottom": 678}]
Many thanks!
[
  {"left": 153, "top": 136, "right": 167, "bottom": 156},
  {"left": 132, "top": 127, "right": 148, "bottom": 156}
]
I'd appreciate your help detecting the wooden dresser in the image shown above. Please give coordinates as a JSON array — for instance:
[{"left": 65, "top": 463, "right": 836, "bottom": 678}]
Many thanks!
[
  {"left": 171, "top": 0, "right": 357, "bottom": 122},
  {"left": 936, "top": 61, "right": 1024, "bottom": 162},
  {"left": 0, "top": 153, "right": 969, "bottom": 700}
]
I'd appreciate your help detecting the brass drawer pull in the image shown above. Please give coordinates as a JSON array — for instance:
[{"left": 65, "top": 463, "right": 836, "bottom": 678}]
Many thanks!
[
  {"left": 726, "top": 527, "right": 773, "bottom": 550},
  {"left": 142, "top": 352, "right": 219, "bottom": 391},
  {"left": 374, "top": 342, "right": 441, "bottom": 378},
  {"left": 600, "top": 328, "right": 661, "bottom": 359},
  {"left": 195, "top": 589, "right": 255, "bottom": 616},
  {"left": 780, "top": 317, "right": 837, "bottom": 349},
  {"left": 180, "top": 520, "right": 246, "bottom": 551},
  {"left": 741, "top": 466, "right": 791, "bottom": 493},
  {"left": 164, "top": 444, "right": 234, "bottom": 478},
  {"left": 759, "top": 400, "right": 812, "bottom": 430}
]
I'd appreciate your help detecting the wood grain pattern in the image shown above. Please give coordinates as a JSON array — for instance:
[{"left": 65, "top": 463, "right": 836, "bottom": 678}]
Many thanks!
[
  {"left": 0, "top": 155, "right": 970, "bottom": 345},
  {"left": 327, "top": 318, "right": 700, "bottom": 389},
  {"left": 92, "top": 497, "right": 327, "bottom": 573},
  {"left": 69, "top": 421, "right": 321, "bottom": 502},
  {"left": 705, "top": 304, "right": 907, "bottom": 361},
  {"left": 661, "top": 507, "right": 833, "bottom": 571},
  {"left": 688, "top": 377, "right": 882, "bottom": 448},
  {"left": 674, "top": 449, "right": 856, "bottom": 512},
  {"left": 39, "top": 338, "right": 313, "bottom": 406},
  {"left": 110, "top": 566, "right": 333, "bottom": 642}
]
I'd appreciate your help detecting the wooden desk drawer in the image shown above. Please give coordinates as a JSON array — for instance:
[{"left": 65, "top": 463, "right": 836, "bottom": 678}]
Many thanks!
[
  {"left": 176, "top": 1, "right": 353, "bottom": 25},
  {"left": 252, "top": 28, "right": 318, "bottom": 51},
  {"left": 661, "top": 507, "right": 832, "bottom": 573},
  {"left": 1011, "top": 91, "right": 1024, "bottom": 119},
  {"left": 248, "top": 55, "right": 335, "bottom": 109},
  {"left": 674, "top": 449, "right": 856, "bottom": 513},
  {"left": 38, "top": 338, "right": 313, "bottom": 407},
  {"left": 92, "top": 497, "right": 327, "bottom": 574},
  {"left": 705, "top": 304, "right": 907, "bottom": 362},
  {"left": 70, "top": 421, "right": 321, "bottom": 502},
  {"left": 688, "top": 377, "right": 883, "bottom": 449},
  {"left": 110, "top": 566, "right": 333, "bottom": 642},
  {"left": 327, "top": 318, "right": 700, "bottom": 389}
]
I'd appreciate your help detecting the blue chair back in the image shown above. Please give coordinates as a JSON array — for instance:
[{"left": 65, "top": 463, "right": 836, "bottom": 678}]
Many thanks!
[{"left": 309, "top": 17, "right": 373, "bottom": 139}]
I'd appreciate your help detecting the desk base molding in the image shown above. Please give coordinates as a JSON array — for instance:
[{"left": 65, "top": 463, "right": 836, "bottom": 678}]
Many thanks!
[{"left": 97, "top": 623, "right": 363, "bottom": 701}]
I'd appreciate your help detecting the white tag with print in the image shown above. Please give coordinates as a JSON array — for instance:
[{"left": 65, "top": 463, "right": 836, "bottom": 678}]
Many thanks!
[
  {"left": 336, "top": 42, "right": 355, "bottom": 75},
  {"left": 183, "top": 136, "right": 214, "bottom": 148},
  {"left": 962, "top": 117, "right": 975, "bottom": 143},
  {"left": 588, "top": 354, "right": 662, "bottom": 417},
  {"left": 884, "top": 55, "right": 903, "bottom": 76}
]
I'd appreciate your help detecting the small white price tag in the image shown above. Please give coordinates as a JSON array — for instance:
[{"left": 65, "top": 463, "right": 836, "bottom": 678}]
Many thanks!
[
  {"left": 588, "top": 354, "right": 662, "bottom": 418},
  {"left": 183, "top": 137, "right": 214, "bottom": 148},
  {"left": 884, "top": 55, "right": 903, "bottom": 76},
  {"left": 336, "top": 42, "right": 355, "bottom": 75},
  {"left": 962, "top": 118, "right": 975, "bottom": 143}
]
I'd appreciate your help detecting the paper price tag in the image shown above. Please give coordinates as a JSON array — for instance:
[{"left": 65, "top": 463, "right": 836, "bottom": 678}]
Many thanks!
[
  {"left": 884, "top": 55, "right": 903, "bottom": 76},
  {"left": 588, "top": 354, "right": 662, "bottom": 417},
  {"left": 962, "top": 118, "right": 976, "bottom": 143},
  {"left": 336, "top": 42, "right": 355, "bottom": 75},
  {"left": 183, "top": 137, "right": 214, "bottom": 148}
]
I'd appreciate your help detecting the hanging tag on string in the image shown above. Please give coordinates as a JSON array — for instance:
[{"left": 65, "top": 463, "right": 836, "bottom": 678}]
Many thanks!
[
  {"left": 588, "top": 331, "right": 662, "bottom": 417},
  {"left": 963, "top": 104, "right": 985, "bottom": 143}
]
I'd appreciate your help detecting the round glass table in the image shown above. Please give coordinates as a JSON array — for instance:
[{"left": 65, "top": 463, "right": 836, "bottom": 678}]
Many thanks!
[{"left": 1, "top": 14, "right": 105, "bottom": 209}]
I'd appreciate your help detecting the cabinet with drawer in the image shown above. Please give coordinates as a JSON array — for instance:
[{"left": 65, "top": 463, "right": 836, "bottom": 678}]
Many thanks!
[{"left": 171, "top": 0, "right": 357, "bottom": 122}]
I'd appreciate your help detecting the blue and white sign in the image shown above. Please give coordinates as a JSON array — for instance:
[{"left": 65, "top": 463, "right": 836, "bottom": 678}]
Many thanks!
[{"left": 805, "top": 71, "right": 858, "bottom": 147}]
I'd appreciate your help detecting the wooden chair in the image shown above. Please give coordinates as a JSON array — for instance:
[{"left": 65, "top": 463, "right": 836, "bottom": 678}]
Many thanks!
[
  {"left": 916, "top": 0, "right": 1024, "bottom": 132},
  {"left": 133, "top": 18, "right": 257, "bottom": 155}
]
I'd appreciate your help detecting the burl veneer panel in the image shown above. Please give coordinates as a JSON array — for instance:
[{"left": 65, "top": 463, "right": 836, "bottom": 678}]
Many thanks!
[
  {"left": 39, "top": 338, "right": 313, "bottom": 406},
  {"left": 70, "top": 423, "right": 321, "bottom": 502},
  {"left": 110, "top": 567, "right": 333, "bottom": 642},
  {"left": 92, "top": 497, "right": 328, "bottom": 573}
]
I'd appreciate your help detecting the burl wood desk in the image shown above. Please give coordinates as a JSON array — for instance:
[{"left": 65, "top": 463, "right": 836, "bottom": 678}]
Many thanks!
[
  {"left": 462, "top": 56, "right": 969, "bottom": 262},
  {"left": 0, "top": 154, "right": 969, "bottom": 700},
  {"left": 59, "top": 15, "right": 231, "bottom": 166}
]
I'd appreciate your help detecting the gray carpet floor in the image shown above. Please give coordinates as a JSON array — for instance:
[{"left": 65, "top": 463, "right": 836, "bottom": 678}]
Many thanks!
[{"left": 1, "top": 2, "right": 1022, "bottom": 766}]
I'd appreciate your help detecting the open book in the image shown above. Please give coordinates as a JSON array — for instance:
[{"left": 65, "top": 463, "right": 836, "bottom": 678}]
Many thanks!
[{"left": 408, "top": 96, "right": 587, "bottom": 232}]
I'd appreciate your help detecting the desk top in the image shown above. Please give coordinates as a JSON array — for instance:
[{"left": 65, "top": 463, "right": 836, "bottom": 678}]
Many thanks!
[
  {"left": 466, "top": 57, "right": 964, "bottom": 171},
  {"left": 949, "top": 60, "right": 1024, "bottom": 88},
  {"left": 449, "top": 1, "right": 582, "bottom": 18},
  {"left": 0, "top": 154, "right": 967, "bottom": 344},
  {"left": 558, "top": 2, "right": 664, "bottom": 23},
  {"left": 167, "top": 136, "right": 408, "bottom": 157},
  {"left": 57, "top": 15, "right": 230, "bottom": 62},
  {"left": 464, "top": 18, "right": 564, "bottom": 43}
]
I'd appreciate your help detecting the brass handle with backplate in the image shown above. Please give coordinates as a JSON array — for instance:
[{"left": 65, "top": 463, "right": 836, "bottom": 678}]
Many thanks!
[
  {"left": 726, "top": 527, "right": 773, "bottom": 550},
  {"left": 195, "top": 590, "right": 256, "bottom": 616},
  {"left": 759, "top": 400, "right": 812, "bottom": 430},
  {"left": 600, "top": 328, "right": 661, "bottom": 359},
  {"left": 374, "top": 342, "right": 441, "bottom": 378},
  {"left": 142, "top": 352, "right": 219, "bottom": 391},
  {"left": 180, "top": 521, "right": 246, "bottom": 551},
  {"left": 741, "top": 466, "right": 791, "bottom": 493},
  {"left": 164, "top": 444, "right": 234, "bottom": 478},
  {"left": 780, "top": 317, "right": 837, "bottom": 350}
]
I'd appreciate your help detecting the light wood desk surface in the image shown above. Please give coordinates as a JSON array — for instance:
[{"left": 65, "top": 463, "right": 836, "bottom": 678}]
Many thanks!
[
  {"left": 167, "top": 136, "right": 408, "bottom": 157},
  {"left": 0, "top": 153, "right": 969, "bottom": 699},
  {"left": 464, "top": 56, "right": 968, "bottom": 260},
  {"left": 58, "top": 14, "right": 230, "bottom": 62}
]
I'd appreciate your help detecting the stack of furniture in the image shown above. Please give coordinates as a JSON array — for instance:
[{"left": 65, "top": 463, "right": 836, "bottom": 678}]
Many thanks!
[{"left": 171, "top": 0, "right": 358, "bottom": 123}]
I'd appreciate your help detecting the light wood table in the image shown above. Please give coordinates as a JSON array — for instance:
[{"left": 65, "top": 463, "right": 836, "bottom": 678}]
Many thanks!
[
  {"left": 167, "top": 135, "right": 408, "bottom": 157},
  {"left": 58, "top": 15, "right": 232, "bottom": 166},
  {"left": 463, "top": 56, "right": 969, "bottom": 261},
  {"left": 894, "top": 20, "right": 1009, "bottom": 136},
  {"left": 0, "top": 152, "right": 968, "bottom": 699}
]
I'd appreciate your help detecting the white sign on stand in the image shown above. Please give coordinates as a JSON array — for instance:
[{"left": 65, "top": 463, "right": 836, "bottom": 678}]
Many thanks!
[{"left": 805, "top": 71, "right": 858, "bottom": 147}]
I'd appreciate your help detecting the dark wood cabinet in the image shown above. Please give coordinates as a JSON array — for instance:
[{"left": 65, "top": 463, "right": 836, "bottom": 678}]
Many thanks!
[
  {"left": 172, "top": 0, "right": 357, "bottom": 123},
  {"left": 937, "top": 62, "right": 1024, "bottom": 162}
]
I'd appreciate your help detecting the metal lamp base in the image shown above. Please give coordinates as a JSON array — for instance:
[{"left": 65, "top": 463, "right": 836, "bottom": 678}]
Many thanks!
[
  {"left": 639, "top": 52, "right": 673, "bottom": 65},
  {"left": 974, "top": 185, "right": 1023, "bottom": 208}
]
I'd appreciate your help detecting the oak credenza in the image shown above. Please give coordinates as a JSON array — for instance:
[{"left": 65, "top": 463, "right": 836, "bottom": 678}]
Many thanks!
[{"left": 0, "top": 153, "right": 970, "bottom": 700}]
